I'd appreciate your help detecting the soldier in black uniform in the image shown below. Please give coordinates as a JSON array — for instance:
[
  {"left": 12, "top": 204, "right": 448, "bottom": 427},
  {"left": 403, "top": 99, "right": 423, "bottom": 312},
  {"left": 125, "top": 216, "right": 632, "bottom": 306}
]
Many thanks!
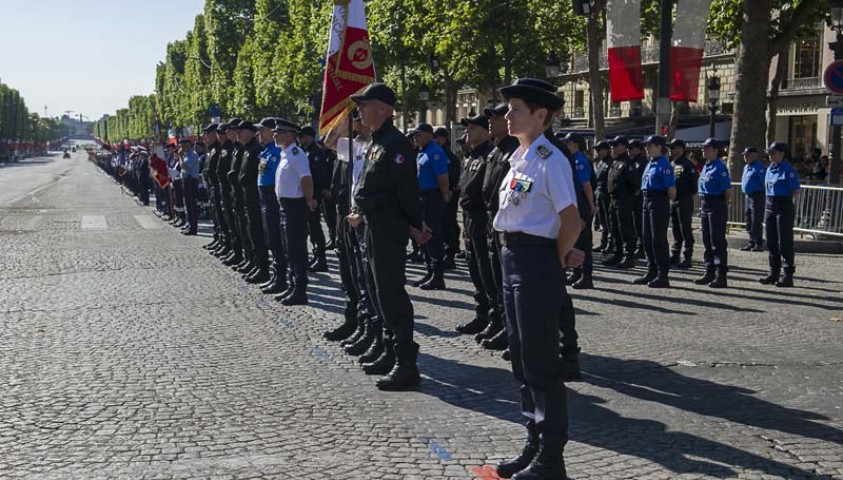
[
  {"left": 668, "top": 138, "right": 698, "bottom": 268},
  {"left": 455, "top": 114, "right": 499, "bottom": 339},
  {"left": 299, "top": 126, "right": 330, "bottom": 273},
  {"left": 229, "top": 121, "right": 254, "bottom": 274},
  {"left": 629, "top": 139, "right": 647, "bottom": 258},
  {"left": 218, "top": 119, "right": 244, "bottom": 266},
  {"left": 478, "top": 102, "right": 518, "bottom": 351},
  {"left": 137, "top": 149, "right": 150, "bottom": 206},
  {"left": 434, "top": 127, "right": 462, "bottom": 269},
  {"left": 201, "top": 124, "right": 222, "bottom": 251},
  {"left": 320, "top": 138, "right": 339, "bottom": 251},
  {"left": 351, "top": 83, "right": 429, "bottom": 391},
  {"left": 603, "top": 136, "right": 639, "bottom": 269},
  {"left": 237, "top": 121, "right": 270, "bottom": 284},
  {"left": 210, "top": 124, "right": 234, "bottom": 259},
  {"left": 592, "top": 140, "right": 613, "bottom": 252}
]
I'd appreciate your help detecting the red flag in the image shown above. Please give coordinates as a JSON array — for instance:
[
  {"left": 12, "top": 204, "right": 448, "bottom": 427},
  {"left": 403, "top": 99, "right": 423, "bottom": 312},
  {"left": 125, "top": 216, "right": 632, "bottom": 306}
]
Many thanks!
[
  {"left": 606, "top": 0, "right": 644, "bottom": 102},
  {"left": 318, "top": 0, "right": 376, "bottom": 136},
  {"left": 670, "top": 0, "right": 714, "bottom": 102}
]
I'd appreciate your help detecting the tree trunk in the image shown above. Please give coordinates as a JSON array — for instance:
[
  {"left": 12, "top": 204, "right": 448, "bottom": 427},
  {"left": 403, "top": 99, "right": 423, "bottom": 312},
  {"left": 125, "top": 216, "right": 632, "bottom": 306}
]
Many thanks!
[
  {"left": 667, "top": 101, "right": 684, "bottom": 139},
  {"left": 727, "top": 0, "right": 772, "bottom": 179},
  {"left": 444, "top": 70, "right": 457, "bottom": 129},
  {"left": 767, "top": 53, "right": 786, "bottom": 147},
  {"left": 587, "top": 1, "right": 606, "bottom": 141}
]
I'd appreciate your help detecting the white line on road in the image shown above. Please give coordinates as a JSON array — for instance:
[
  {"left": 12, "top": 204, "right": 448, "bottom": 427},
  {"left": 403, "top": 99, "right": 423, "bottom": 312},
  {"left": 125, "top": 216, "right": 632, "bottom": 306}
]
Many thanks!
[
  {"left": 81, "top": 215, "right": 107, "bottom": 230},
  {"left": 134, "top": 214, "right": 164, "bottom": 230}
]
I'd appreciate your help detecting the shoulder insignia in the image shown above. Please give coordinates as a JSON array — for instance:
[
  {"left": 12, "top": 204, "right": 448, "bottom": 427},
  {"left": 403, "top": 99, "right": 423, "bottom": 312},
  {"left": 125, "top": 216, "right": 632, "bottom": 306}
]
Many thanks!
[
  {"left": 536, "top": 145, "right": 552, "bottom": 159},
  {"left": 394, "top": 153, "right": 405, "bottom": 164},
  {"left": 433, "top": 154, "right": 440, "bottom": 161},
  {"left": 292, "top": 147, "right": 300, "bottom": 155},
  {"left": 788, "top": 172, "right": 796, "bottom": 178},
  {"left": 722, "top": 171, "right": 728, "bottom": 177},
  {"left": 221, "top": 150, "right": 228, "bottom": 156}
]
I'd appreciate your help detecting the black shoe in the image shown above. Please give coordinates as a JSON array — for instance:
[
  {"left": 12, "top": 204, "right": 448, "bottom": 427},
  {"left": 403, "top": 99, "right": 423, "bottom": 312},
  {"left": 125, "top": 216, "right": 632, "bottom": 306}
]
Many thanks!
[
  {"left": 362, "top": 342, "right": 395, "bottom": 375},
  {"left": 443, "top": 257, "right": 457, "bottom": 270},
  {"left": 274, "top": 287, "right": 295, "bottom": 302},
  {"left": 502, "top": 349, "right": 511, "bottom": 361},
  {"left": 739, "top": 244, "right": 754, "bottom": 251},
  {"left": 694, "top": 271, "right": 716, "bottom": 285},
  {"left": 241, "top": 265, "right": 259, "bottom": 278},
  {"left": 759, "top": 271, "right": 779, "bottom": 285},
  {"left": 602, "top": 255, "right": 622, "bottom": 266},
  {"left": 419, "top": 273, "right": 445, "bottom": 291},
  {"left": 482, "top": 330, "right": 509, "bottom": 351},
  {"left": 751, "top": 245, "right": 765, "bottom": 252},
  {"left": 632, "top": 271, "right": 657, "bottom": 285},
  {"left": 341, "top": 319, "right": 366, "bottom": 348},
  {"left": 323, "top": 320, "right": 358, "bottom": 342},
  {"left": 222, "top": 254, "right": 243, "bottom": 267},
  {"left": 308, "top": 259, "right": 328, "bottom": 273},
  {"left": 676, "top": 257, "right": 692, "bottom": 269},
  {"left": 776, "top": 273, "right": 794, "bottom": 288},
  {"left": 669, "top": 253, "right": 681, "bottom": 265},
  {"left": 634, "top": 248, "right": 646, "bottom": 259},
  {"left": 358, "top": 329, "right": 385, "bottom": 364},
  {"left": 571, "top": 275, "right": 593, "bottom": 290},
  {"left": 281, "top": 295, "right": 308, "bottom": 306},
  {"left": 412, "top": 271, "right": 434, "bottom": 287},
  {"left": 709, "top": 273, "right": 728, "bottom": 289},
  {"left": 324, "top": 239, "right": 336, "bottom": 251},
  {"left": 261, "top": 282, "right": 288, "bottom": 295},
  {"left": 212, "top": 247, "right": 230, "bottom": 258},
  {"left": 511, "top": 451, "right": 567, "bottom": 480},
  {"left": 376, "top": 363, "right": 421, "bottom": 391},
  {"left": 181, "top": 230, "right": 197, "bottom": 236},
  {"left": 647, "top": 274, "right": 670, "bottom": 288},
  {"left": 236, "top": 261, "right": 254, "bottom": 274},
  {"left": 475, "top": 321, "right": 502, "bottom": 342},
  {"left": 497, "top": 427, "right": 539, "bottom": 479},
  {"left": 562, "top": 358, "right": 583, "bottom": 383},
  {"left": 618, "top": 256, "right": 636, "bottom": 269},
  {"left": 245, "top": 269, "right": 271, "bottom": 284},
  {"left": 345, "top": 323, "right": 374, "bottom": 356},
  {"left": 456, "top": 317, "right": 489, "bottom": 335},
  {"left": 259, "top": 276, "right": 276, "bottom": 289}
]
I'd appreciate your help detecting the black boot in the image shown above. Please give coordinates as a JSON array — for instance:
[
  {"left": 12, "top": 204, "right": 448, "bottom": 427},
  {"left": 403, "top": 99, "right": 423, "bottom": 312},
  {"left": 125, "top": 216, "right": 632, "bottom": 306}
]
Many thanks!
[
  {"left": 323, "top": 312, "right": 358, "bottom": 342},
  {"left": 345, "top": 318, "right": 374, "bottom": 356},
  {"left": 571, "top": 273, "right": 593, "bottom": 290},
  {"left": 222, "top": 252, "right": 243, "bottom": 266},
  {"left": 511, "top": 435, "right": 567, "bottom": 480},
  {"left": 274, "top": 286, "right": 295, "bottom": 302},
  {"left": 676, "top": 253, "right": 692, "bottom": 269},
  {"left": 496, "top": 423, "right": 539, "bottom": 479},
  {"left": 481, "top": 329, "right": 509, "bottom": 351},
  {"left": 669, "top": 251, "right": 680, "bottom": 265},
  {"left": 340, "top": 316, "right": 366, "bottom": 348},
  {"left": 694, "top": 270, "right": 716, "bottom": 285},
  {"left": 709, "top": 271, "right": 728, "bottom": 289},
  {"left": 618, "top": 255, "right": 636, "bottom": 269},
  {"left": 261, "top": 278, "right": 288, "bottom": 295},
  {"left": 776, "top": 268, "right": 794, "bottom": 288},
  {"left": 759, "top": 269, "right": 780, "bottom": 285},
  {"left": 443, "top": 254, "right": 457, "bottom": 270},
  {"left": 456, "top": 316, "right": 489, "bottom": 335},
  {"left": 475, "top": 317, "right": 502, "bottom": 342},
  {"left": 647, "top": 272, "right": 670, "bottom": 289},
  {"left": 634, "top": 247, "right": 646, "bottom": 259},
  {"left": 632, "top": 269, "right": 657, "bottom": 285},
  {"left": 363, "top": 336, "right": 395, "bottom": 375},
  {"left": 376, "top": 340, "right": 421, "bottom": 391},
  {"left": 359, "top": 324, "right": 384, "bottom": 364},
  {"left": 419, "top": 270, "right": 446, "bottom": 290},
  {"left": 412, "top": 270, "right": 434, "bottom": 287},
  {"left": 501, "top": 349, "right": 511, "bottom": 361},
  {"left": 259, "top": 274, "right": 276, "bottom": 289},
  {"left": 308, "top": 255, "right": 328, "bottom": 273},
  {"left": 565, "top": 269, "right": 581, "bottom": 287},
  {"left": 245, "top": 268, "right": 271, "bottom": 284},
  {"left": 602, "top": 254, "right": 622, "bottom": 266}
]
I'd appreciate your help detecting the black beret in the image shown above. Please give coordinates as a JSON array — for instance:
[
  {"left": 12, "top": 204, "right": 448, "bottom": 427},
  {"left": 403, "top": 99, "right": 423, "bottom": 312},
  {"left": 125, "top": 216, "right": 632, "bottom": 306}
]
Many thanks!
[
  {"left": 702, "top": 137, "right": 721, "bottom": 149},
  {"left": 499, "top": 78, "right": 563, "bottom": 111},
  {"left": 766, "top": 142, "right": 788, "bottom": 154},
  {"left": 484, "top": 102, "right": 509, "bottom": 117},
  {"left": 460, "top": 114, "right": 489, "bottom": 130},
  {"left": 645, "top": 135, "right": 666, "bottom": 146},
  {"left": 237, "top": 120, "right": 257, "bottom": 133},
  {"left": 433, "top": 127, "right": 450, "bottom": 138},
  {"left": 351, "top": 82, "right": 397, "bottom": 107},
  {"left": 593, "top": 140, "right": 611, "bottom": 151},
  {"left": 741, "top": 146, "right": 758, "bottom": 155},
  {"left": 299, "top": 125, "right": 317, "bottom": 137},
  {"left": 610, "top": 136, "right": 629, "bottom": 147},
  {"left": 668, "top": 138, "right": 686, "bottom": 149},
  {"left": 411, "top": 123, "right": 434, "bottom": 135},
  {"left": 255, "top": 117, "right": 277, "bottom": 129}
]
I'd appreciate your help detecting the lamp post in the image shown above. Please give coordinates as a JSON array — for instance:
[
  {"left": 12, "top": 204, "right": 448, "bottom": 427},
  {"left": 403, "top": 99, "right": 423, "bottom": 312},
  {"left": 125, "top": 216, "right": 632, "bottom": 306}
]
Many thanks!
[
  {"left": 828, "top": 0, "right": 843, "bottom": 183},
  {"left": 707, "top": 75, "right": 721, "bottom": 138},
  {"left": 545, "top": 52, "right": 561, "bottom": 79},
  {"left": 418, "top": 85, "right": 429, "bottom": 124}
]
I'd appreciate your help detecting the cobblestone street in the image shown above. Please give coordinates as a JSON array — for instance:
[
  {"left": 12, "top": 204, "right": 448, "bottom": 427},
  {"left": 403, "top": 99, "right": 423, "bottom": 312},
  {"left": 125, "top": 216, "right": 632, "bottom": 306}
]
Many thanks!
[{"left": 1, "top": 150, "right": 842, "bottom": 480}]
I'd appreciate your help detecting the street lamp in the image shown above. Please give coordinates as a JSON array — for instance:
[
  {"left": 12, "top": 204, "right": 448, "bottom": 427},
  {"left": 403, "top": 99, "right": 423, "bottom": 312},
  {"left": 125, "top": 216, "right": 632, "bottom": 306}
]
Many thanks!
[
  {"left": 545, "top": 52, "right": 561, "bottom": 79},
  {"left": 418, "top": 85, "right": 430, "bottom": 123},
  {"left": 707, "top": 75, "right": 721, "bottom": 138},
  {"left": 828, "top": 0, "right": 843, "bottom": 183}
]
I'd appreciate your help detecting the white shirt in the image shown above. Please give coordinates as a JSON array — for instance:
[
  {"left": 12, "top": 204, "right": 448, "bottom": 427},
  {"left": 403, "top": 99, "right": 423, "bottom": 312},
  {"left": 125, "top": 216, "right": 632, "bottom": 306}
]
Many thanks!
[
  {"left": 493, "top": 135, "right": 578, "bottom": 239},
  {"left": 337, "top": 136, "right": 371, "bottom": 207},
  {"left": 275, "top": 143, "right": 312, "bottom": 198}
]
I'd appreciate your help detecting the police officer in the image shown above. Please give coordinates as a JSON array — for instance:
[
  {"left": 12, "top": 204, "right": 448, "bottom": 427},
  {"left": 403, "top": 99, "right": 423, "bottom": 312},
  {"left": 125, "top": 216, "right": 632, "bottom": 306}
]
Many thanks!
[
  {"left": 255, "top": 118, "right": 288, "bottom": 294},
  {"left": 604, "top": 136, "right": 639, "bottom": 269},
  {"left": 237, "top": 121, "right": 271, "bottom": 284},
  {"left": 177, "top": 138, "right": 200, "bottom": 235},
  {"left": 563, "top": 132, "right": 596, "bottom": 290},
  {"left": 201, "top": 124, "right": 223, "bottom": 251},
  {"left": 740, "top": 146, "right": 766, "bottom": 252},
  {"left": 299, "top": 125, "right": 331, "bottom": 273},
  {"left": 211, "top": 123, "right": 235, "bottom": 259},
  {"left": 629, "top": 139, "right": 648, "bottom": 258},
  {"left": 218, "top": 119, "right": 244, "bottom": 266},
  {"left": 350, "top": 82, "right": 429, "bottom": 391},
  {"left": 229, "top": 121, "right": 256, "bottom": 274},
  {"left": 592, "top": 140, "right": 613, "bottom": 253},
  {"left": 493, "top": 78, "right": 582, "bottom": 480},
  {"left": 695, "top": 137, "right": 732, "bottom": 288},
  {"left": 760, "top": 142, "right": 800, "bottom": 287},
  {"left": 633, "top": 135, "right": 676, "bottom": 288},
  {"left": 273, "top": 119, "right": 314, "bottom": 306},
  {"left": 410, "top": 123, "right": 450, "bottom": 290},
  {"left": 434, "top": 127, "right": 463, "bottom": 269},
  {"left": 456, "top": 114, "right": 499, "bottom": 337},
  {"left": 668, "top": 138, "right": 698, "bottom": 268}
]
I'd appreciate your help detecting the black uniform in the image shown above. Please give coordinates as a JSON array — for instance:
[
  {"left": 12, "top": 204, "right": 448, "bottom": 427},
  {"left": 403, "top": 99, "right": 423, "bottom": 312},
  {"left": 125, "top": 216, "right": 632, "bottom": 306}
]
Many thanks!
[
  {"left": 606, "top": 153, "right": 640, "bottom": 260},
  {"left": 354, "top": 119, "right": 424, "bottom": 379},
  {"left": 442, "top": 145, "right": 463, "bottom": 261},
  {"left": 305, "top": 142, "right": 331, "bottom": 261},
  {"left": 229, "top": 142, "right": 252, "bottom": 264},
  {"left": 217, "top": 140, "right": 242, "bottom": 257},
  {"left": 322, "top": 147, "right": 339, "bottom": 246},
  {"left": 670, "top": 154, "right": 698, "bottom": 263},
  {"left": 593, "top": 153, "right": 613, "bottom": 250},
  {"left": 239, "top": 137, "right": 269, "bottom": 273},
  {"left": 137, "top": 154, "right": 150, "bottom": 206},
  {"left": 631, "top": 152, "right": 648, "bottom": 254},
  {"left": 204, "top": 140, "right": 223, "bottom": 245},
  {"left": 330, "top": 145, "right": 361, "bottom": 328}
]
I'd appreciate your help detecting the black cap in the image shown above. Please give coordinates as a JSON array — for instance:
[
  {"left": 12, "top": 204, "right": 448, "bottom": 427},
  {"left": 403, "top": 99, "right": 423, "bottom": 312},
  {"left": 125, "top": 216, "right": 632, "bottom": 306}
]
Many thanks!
[
  {"left": 272, "top": 118, "right": 301, "bottom": 134},
  {"left": 460, "top": 114, "right": 489, "bottom": 130},
  {"left": 179, "top": 138, "right": 192, "bottom": 145},
  {"left": 741, "top": 146, "right": 758, "bottom": 155},
  {"left": 411, "top": 123, "right": 434, "bottom": 135},
  {"left": 255, "top": 117, "right": 277, "bottom": 130},
  {"left": 766, "top": 141, "right": 788, "bottom": 154},
  {"left": 644, "top": 135, "right": 666, "bottom": 147},
  {"left": 217, "top": 123, "right": 229, "bottom": 134},
  {"left": 562, "top": 132, "right": 585, "bottom": 144},
  {"left": 629, "top": 139, "right": 643, "bottom": 149},
  {"left": 499, "top": 78, "right": 563, "bottom": 110},
  {"left": 202, "top": 123, "right": 218, "bottom": 134},
  {"left": 702, "top": 137, "right": 721, "bottom": 149},
  {"left": 350, "top": 82, "right": 397, "bottom": 107},
  {"left": 483, "top": 102, "right": 509, "bottom": 117},
  {"left": 668, "top": 138, "right": 686, "bottom": 149},
  {"left": 433, "top": 127, "right": 450, "bottom": 138},
  {"left": 610, "top": 136, "right": 629, "bottom": 147},
  {"left": 237, "top": 120, "right": 257, "bottom": 133},
  {"left": 593, "top": 140, "right": 611, "bottom": 151},
  {"left": 227, "top": 117, "right": 243, "bottom": 128},
  {"left": 299, "top": 125, "right": 317, "bottom": 137}
]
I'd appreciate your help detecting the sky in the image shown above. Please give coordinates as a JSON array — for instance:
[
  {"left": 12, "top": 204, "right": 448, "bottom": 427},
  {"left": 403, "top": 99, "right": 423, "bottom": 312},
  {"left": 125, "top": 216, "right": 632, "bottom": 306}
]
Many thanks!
[{"left": 0, "top": 0, "right": 205, "bottom": 121}]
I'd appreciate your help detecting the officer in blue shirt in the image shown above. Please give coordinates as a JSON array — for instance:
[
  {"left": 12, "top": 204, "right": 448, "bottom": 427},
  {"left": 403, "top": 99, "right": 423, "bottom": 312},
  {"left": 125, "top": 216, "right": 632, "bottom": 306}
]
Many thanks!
[
  {"left": 632, "top": 135, "right": 676, "bottom": 288},
  {"left": 255, "top": 117, "right": 288, "bottom": 295},
  {"left": 563, "top": 132, "right": 596, "bottom": 289},
  {"left": 695, "top": 137, "right": 732, "bottom": 288},
  {"left": 178, "top": 138, "right": 201, "bottom": 235},
  {"left": 411, "top": 123, "right": 450, "bottom": 290},
  {"left": 740, "top": 147, "right": 766, "bottom": 251},
  {"left": 760, "top": 142, "right": 801, "bottom": 287}
]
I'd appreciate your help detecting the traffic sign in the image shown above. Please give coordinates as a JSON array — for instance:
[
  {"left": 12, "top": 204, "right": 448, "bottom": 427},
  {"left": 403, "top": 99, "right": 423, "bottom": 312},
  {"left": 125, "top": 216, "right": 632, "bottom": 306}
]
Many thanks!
[
  {"left": 827, "top": 95, "right": 843, "bottom": 107},
  {"left": 831, "top": 108, "right": 843, "bottom": 126},
  {"left": 823, "top": 60, "right": 843, "bottom": 94}
]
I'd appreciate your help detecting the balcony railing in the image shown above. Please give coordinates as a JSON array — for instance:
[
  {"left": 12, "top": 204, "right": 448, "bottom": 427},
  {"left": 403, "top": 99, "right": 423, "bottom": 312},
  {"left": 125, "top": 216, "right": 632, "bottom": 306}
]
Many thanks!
[
  {"left": 782, "top": 77, "right": 823, "bottom": 91},
  {"left": 570, "top": 39, "right": 730, "bottom": 74}
]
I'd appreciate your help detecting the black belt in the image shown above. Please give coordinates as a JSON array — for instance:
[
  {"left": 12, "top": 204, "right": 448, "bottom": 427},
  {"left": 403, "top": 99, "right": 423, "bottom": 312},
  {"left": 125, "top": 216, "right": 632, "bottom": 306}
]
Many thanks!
[
  {"left": 702, "top": 194, "right": 725, "bottom": 199},
  {"left": 643, "top": 190, "right": 668, "bottom": 196},
  {"left": 499, "top": 231, "right": 556, "bottom": 248},
  {"left": 279, "top": 197, "right": 305, "bottom": 203}
]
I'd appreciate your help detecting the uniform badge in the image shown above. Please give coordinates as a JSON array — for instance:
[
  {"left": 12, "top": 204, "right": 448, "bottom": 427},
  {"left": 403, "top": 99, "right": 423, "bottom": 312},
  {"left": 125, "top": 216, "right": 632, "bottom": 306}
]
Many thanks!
[
  {"left": 536, "top": 145, "right": 552, "bottom": 159},
  {"left": 433, "top": 154, "right": 440, "bottom": 161},
  {"left": 509, "top": 178, "right": 533, "bottom": 193},
  {"left": 722, "top": 171, "right": 728, "bottom": 177},
  {"left": 788, "top": 172, "right": 795, "bottom": 178},
  {"left": 394, "top": 154, "right": 405, "bottom": 164},
  {"left": 292, "top": 147, "right": 300, "bottom": 155}
]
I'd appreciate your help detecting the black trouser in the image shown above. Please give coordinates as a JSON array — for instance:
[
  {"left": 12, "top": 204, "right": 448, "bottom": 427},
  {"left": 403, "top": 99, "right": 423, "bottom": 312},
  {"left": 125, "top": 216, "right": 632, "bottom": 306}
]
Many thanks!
[
  {"left": 766, "top": 196, "right": 795, "bottom": 272},
  {"left": 609, "top": 196, "right": 635, "bottom": 256},
  {"left": 307, "top": 200, "right": 327, "bottom": 255},
  {"left": 421, "top": 190, "right": 446, "bottom": 273},
  {"left": 487, "top": 219, "right": 504, "bottom": 319},
  {"left": 336, "top": 208, "right": 360, "bottom": 322},
  {"left": 501, "top": 241, "right": 569, "bottom": 442},
  {"left": 463, "top": 209, "right": 499, "bottom": 324},
  {"left": 573, "top": 213, "right": 594, "bottom": 275},
  {"left": 442, "top": 193, "right": 461, "bottom": 256},
  {"left": 220, "top": 180, "right": 242, "bottom": 253},
  {"left": 700, "top": 195, "right": 728, "bottom": 273},
  {"left": 244, "top": 188, "right": 268, "bottom": 269},
  {"left": 352, "top": 223, "right": 378, "bottom": 320},
  {"left": 260, "top": 186, "right": 286, "bottom": 282},
  {"left": 745, "top": 190, "right": 765, "bottom": 248},
  {"left": 183, "top": 177, "right": 199, "bottom": 233},
  {"left": 232, "top": 184, "right": 252, "bottom": 262},
  {"left": 365, "top": 210, "right": 416, "bottom": 350},
  {"left": 643, "top": 191, "right": 670, "bottom": 273},
  {"left": 323, "top": 197, "right": 337, "bottom": 244},
  {"left": 670, "top": 195, "right": 695, "bottom": 257},
  {"left": 632, "top": 195, "right": 644, "bottom": 251},
  {"left": 173, "top": 179, "right": 185, "bottom": 220},
  {"left": 280, "top": 198, "right": 309, "bottom": 295},
  {"left": 595, "top": 192, "right": 610, "bottom": 248},
  {"left": 138, "top": 174, "right": 150, "bottom": 206},
  {"left": 211, "top": 182, "right": 229, "bottom": 247}
]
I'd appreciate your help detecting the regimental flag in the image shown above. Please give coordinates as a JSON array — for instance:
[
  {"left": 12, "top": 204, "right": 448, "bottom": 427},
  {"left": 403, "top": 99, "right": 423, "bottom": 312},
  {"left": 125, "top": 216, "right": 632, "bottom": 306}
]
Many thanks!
[
  {"left": 318, "top": 0, "right": 376, "bottom": 136},
  {"left": 670, "top": 0, "right": 714, "bottom": 102},
  {"left": 150, "top": 147, "right": 170, "bottom": 189},
  {"left": 606, "top": 0, "right": 644, "bottom": 102}
]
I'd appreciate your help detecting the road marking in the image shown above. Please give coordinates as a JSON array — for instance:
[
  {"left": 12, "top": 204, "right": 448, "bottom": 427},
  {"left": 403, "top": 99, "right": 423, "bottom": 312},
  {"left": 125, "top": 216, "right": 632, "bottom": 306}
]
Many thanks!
[
  {"left": 81, "top": 215, "right": 107, "bottom": 230},
  {"left": 134, "top": 214, "right": 164, "bottom": 230},
  {"left": 419, "top": 438, "right": 452, "bottom": 460}
]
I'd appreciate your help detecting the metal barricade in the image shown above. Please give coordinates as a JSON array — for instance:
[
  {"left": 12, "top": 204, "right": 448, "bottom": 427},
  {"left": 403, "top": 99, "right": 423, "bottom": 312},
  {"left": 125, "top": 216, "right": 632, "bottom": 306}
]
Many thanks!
[{"left": 693, "top": 183, "right": 843, "bottom": 238}]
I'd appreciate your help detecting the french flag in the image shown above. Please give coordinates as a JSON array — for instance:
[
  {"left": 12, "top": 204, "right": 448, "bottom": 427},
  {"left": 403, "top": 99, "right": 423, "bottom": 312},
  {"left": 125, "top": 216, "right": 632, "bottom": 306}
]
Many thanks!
[
  {"left": 670, "top": 0, "right": 714, "bottom": 102},
  {"left": 606, "top": 0, "right": 644, "bottom": 102}
]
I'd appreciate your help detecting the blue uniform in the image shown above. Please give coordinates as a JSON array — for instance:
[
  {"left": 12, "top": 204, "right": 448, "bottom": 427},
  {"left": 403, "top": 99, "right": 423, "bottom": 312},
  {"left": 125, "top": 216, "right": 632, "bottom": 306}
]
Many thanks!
[
  {"left": 765, "top": 160, "right": 800, "bottom": 274},
  {"left": 257, "top": 143, "right": 287, "bottom": 289},
  {"left": 698, "top": 158, "right": 731, "bottom": 275},
  {"left": 257, "top": 143, "right": 281, "bottom": 187},
  {"left": 641, "top": 156, "right": 675, "bottom": 191},
  {"left": 742, "top": 160, "right": 767, "bottom": 249},
  {"left": 417, "top": 141, "right": 448, "bottom": 191},
  {"left": 641, "top": 156, "right": 675, "bottom": 276},
  {"left": 573, "top": 151, "right": 591, "bottom": 189},
  {"left": 698, "top": 158, "right": 731, "bottom": 195}
]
